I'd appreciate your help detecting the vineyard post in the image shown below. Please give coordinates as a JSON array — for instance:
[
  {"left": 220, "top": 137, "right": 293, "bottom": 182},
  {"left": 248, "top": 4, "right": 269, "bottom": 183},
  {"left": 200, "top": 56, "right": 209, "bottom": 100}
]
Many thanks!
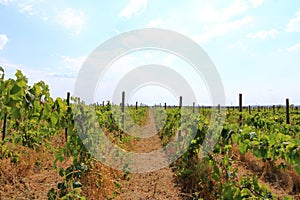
[
  {"left": 193, "top": 102, "right": 195, "bottom": 113},
  {"left": 286, "top": 98, "right": 290, "bottom": 124},
  {"left": 179, "top": 96, "right": 182, "bottom": 138},
  {"left": 135, "top": 101, "right": 138, "bottom": 110},
  {"left": 2, "top": 112, "right": 7, "bottom": 141},
  {"left": 164, "top": 102, "right": 167, "bottom": 110},
  {"left": 179, "top": 96, "right": 182, "bottom": 109},
  {"left": 65, "top": 92, "right": 70, "bottom": 143},
  {"left": 248, "top": 105, "right": 251, "bottom": 114},
  {"left": 273, "top": 105, "right": 275, "bottom": 115},
  {"left": 218, "top": 104, "right": 220, "bottom": 114},
  {"left": 239, "top": 93, "right": 242, "bottom": 126},
  {"left": 102, "top": 101, "right": 105, "bottom": 106},
  {"left": 122, "top": 91, "right": 125, "bottom": 131}
]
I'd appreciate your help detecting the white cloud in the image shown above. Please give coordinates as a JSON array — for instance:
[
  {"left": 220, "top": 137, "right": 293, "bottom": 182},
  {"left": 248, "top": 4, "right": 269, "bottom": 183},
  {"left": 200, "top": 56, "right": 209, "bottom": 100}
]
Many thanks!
[
  {"left": 4, "top": 0, "right": 46, "bottom": 17},
  {"left": 0, "top": 57, "right": 46, "bottom": 83},
  {"left": 285, "top": 10, "right": 300, "bottom": 32},
  {"left": 1, "top": 58, "right": 77, "bottom": 98},
  {"left": 18, "top": 2, "right": 34, "bottom": 15},
  {"left": 248, "top": 0, "right": 264, "bottom": 8},
  {"left": 287, "top": 43, "right": 300, "bottom": 52},
  {"left": 0, "top": 56, "right": 86, "bottom": 98},
  {"left": 247, "top": 29, "right": 279, "bottom": 40},
  {"left": 147, "top": 18, "right": 164, "bottom": 27},
  {"left": 146, "top": 16, "right": 187, "bottom": 32},
  {"left": 228, "top": 40, "right": 247, "bottom": 50},
  {"left": 1, "top": 0, "right": 74, "bottom": 31},
  {"left": 193, "top": 17, "right": 253, "bottom": 43},
  {"left": 0, "top": 58, "right": 20, "bottom": 72},
  {"left": 0, "top": 34, "right": 8, "bottom": 50},
  {"left": 60, "top": 55, "right": 87, "bottom": 72},
  {"left": 0, "top": 0, "right": 14, "bottom": 5},
  {"left": 145, "top": 0, "right": 262, "bottom": 43},
  {"left": 196, "top": 0, "right": 249, "bottom": 24},
  {"left": 57, "top": 8, "right": 85, "bottom": 35},
  {"left": 120, "top": 0, "right": 148, "bottom": 18}
]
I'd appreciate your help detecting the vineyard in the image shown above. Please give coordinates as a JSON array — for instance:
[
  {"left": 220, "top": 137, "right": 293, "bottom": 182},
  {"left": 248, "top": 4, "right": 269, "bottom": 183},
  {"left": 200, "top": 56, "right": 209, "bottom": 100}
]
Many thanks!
[{"left": 0, "top": 67, "right": 300, "bottom": 199}]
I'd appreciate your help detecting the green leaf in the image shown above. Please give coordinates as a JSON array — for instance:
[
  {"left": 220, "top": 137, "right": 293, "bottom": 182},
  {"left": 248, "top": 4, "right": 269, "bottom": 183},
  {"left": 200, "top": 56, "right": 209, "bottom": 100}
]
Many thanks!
[
  {"left": 294, "top": 164, "right": 300, "bottom": 175},
  {"left": 222, "top": 185, "right": 233, "bottom": 199},
  {"left": 241, "top": 188, "right": 252, "bottom": 198},
  {"left": 0, "top": 66, "right": 4, "bottom": 80},
  {"left": 11, "top": 108, "right": 21, "bottom": 119},
  {"left": 57, "top": 182, "right": 66, "bottom": 190},
  {"left": 47, "top": 188, "right": 57, "bottom": 200},
  {"left": 51, "top": 114, "right": 58, "bottom": 126},
  {"left": 239, "top": 139, "right": 250, "bottom": 154},
  {"left": 55, "top": 151, "right": 64, "bottom": 163},
  {"left": 9, "top": 84, "right": 23, "bottom": 102},
  {"left": 212, "top": 172, "right": 220, "bottom": 181},
  {"left": 59, "top": 168, "right": 65, "bottom": 177}
]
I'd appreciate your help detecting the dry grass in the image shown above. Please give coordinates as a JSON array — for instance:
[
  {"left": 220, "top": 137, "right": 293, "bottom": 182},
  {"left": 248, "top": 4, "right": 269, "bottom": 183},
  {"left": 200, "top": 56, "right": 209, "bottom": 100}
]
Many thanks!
[
  {"left": 233, "top": 144, "right": 300, "bottom": 198},
  {"left": 81, "top": 162, "right": 123, "bottom": 199},
  {"left": 0, "top": 142, "right": 61, "bottom": 199},
  {"left": 0, "top": 131, "right": 121, "bottom": 199}
]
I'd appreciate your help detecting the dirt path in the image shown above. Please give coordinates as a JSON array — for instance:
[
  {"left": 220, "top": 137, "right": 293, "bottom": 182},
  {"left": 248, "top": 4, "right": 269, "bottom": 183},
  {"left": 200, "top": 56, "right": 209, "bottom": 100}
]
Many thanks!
[{"left": 116, "top": 109, "right": 182, "bottom": 200}]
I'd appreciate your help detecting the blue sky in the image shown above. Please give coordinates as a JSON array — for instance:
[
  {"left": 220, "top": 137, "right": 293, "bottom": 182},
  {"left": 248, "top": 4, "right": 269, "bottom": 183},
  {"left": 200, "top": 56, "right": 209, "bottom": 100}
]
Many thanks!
[{"left": 0, "top": 0, "right": 300, "bottom": 106}]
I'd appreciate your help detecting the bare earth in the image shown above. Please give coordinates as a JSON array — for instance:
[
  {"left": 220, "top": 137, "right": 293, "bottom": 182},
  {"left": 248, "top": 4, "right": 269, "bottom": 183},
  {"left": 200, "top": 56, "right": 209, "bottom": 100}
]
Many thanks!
[{"left": 116, "top": 109, "right": 182, "bottom": 200}]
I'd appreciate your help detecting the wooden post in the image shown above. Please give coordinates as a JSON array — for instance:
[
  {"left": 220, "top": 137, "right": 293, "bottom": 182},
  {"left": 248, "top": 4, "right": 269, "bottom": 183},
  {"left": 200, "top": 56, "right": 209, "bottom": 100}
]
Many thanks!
[
  {"left": 193, "top": 102, "right": 195, "bottom": 113},
  {"left": 178, "top": 96, "right": 182, "bottom": 138},
  {"left": 164, "top": 103, "right": 167, "bottom": 110},
  {"left": 239, "top": 93, "right": 242, "bottom": 126},
  {"left": 122, "top": 91, "right": 125, "bottom": 131},
  {"left": 179, "top": 96, "right": 182, "bottom": 109},
  {"left": 121, "top": 92, "right": 125, "bottom": 112},
  {"left": 2, "top": 113, "right": 7, "bottom": 141},
  {"left": 273, "top": 105, "right": 275, "bottom": 115},
  {"left": 239, "top": 94, "right": 242, "bottom": 112},
  {"left": 286, "top": 98, "right": 290, "bottom": 124},
  {"left": 248, "top": 105, "right": 251, "bottom": 114},
  {"left": 218, "top": 104, "right": 220, "bottom": 114},
  {"left": 65, "top": 92, "right": 70, "bottom": 143},
  {"left": 102, "top": 101, "right": 105, "bottom": 106},
  {"left": 135, "top": 101, "right": 138, "bottom": 110}
]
